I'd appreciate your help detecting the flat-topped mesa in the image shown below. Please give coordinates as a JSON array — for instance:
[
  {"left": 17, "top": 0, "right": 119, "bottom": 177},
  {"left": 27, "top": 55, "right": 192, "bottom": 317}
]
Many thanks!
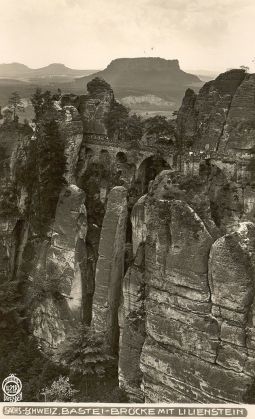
[
  {"left": 75, "top": 57, "right": 201, "bottom": 107},
  {"left": 104, "top": 57, "right": 184, "bottom": 78},
  {"left": 78, "top": 57, "right": 201, "bottom": 86}
]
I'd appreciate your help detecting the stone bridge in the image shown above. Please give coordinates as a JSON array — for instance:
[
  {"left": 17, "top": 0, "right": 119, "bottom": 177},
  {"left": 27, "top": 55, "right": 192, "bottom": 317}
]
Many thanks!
[
  {"left": 83, "top": 134, "right": 175, "bottom": 177},
  {"left": 81, "top": 135, "right": 250, "bottom": 186}
]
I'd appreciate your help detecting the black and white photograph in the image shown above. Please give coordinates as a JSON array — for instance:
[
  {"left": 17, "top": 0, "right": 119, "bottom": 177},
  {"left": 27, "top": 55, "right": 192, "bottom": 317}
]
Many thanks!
[{"left": 0, "top": 0, "right": 255, "bottom": 415}]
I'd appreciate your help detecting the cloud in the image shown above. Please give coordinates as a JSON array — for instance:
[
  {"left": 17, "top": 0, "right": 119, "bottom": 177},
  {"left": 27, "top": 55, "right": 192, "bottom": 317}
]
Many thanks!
[{"left": 141, "top": 0, "right": 252, "bottom": 46}]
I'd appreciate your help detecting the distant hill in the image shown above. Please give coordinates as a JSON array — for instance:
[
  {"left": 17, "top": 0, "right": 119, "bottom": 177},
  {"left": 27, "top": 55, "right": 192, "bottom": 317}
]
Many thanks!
[
  {"left": 0, "top": 63, "right": 32, "bottom": 77},
  {"left": 0, "top": 58, "right": 204, "bottom": 117},
  {"left": 31, "top": 63, "right": 97, "bottom": 78},
  {"left": 75, "top": 57, "right": 202, "bottom": 104},
  {"left": 0, "top": 62, "right": 97, "bottom": 79},
  {"left": 184, "top": 69, "right": 220, "bottom": 82}
]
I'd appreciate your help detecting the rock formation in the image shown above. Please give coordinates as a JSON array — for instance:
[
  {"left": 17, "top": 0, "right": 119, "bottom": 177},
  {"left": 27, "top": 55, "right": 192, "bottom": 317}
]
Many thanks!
[
  {"left": 2, "top": 69, "right": 255, "bottom": 402},
  {"left": 92, "top": 186, "right": 128, "bottom": 352},
  {"left": 138, "top": 179, "right": 255, "bottom": 403}
]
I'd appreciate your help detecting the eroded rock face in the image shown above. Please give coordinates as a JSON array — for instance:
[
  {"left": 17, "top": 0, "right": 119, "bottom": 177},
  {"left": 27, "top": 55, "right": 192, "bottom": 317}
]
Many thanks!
[
  {"left": 219, "top": 74, "right": 255, "bottom": 152},
  {"left": 208, "top": 223, "right": 255, "bottom": 395},
  {"left": 141, "top": 337, "right": 253, "bottom": 403},
  {"left": 0, "top": 124, "right": 32, "bottom": 285},
  {"left": 46, "top": 185, "right": 87, "bottom": 317},
  {"left": 59, "top": 105, "right": 83, "bottom": 184},
  {"left": 2, "top": 71, "right": 255, "bottom": 403},
  {"left": 137, "top": 180, "right": 255, "bottom": 402},
  {"left": 177, "top": 69, "right": 247, "bottom": 151},
  {"left": 78, "top": 88, "right": 114, "bottom": 135},
  {"left": 117, "top": 164, "right": 255, "bottom": 403},
  {"left": 117, "top": 193, "right": 148, "bottom": 401},
  {"left": 131, "top": 194, "right": 147, "bottom": 256},
  {"left": 92, "top": 186, "right": 128, "bottom": 352},
  {"left": 118, "top": 243, "right": 146, "bottom": 401},
  {"left": 29, "top": 184, "right": 87, "bottom": 348}
]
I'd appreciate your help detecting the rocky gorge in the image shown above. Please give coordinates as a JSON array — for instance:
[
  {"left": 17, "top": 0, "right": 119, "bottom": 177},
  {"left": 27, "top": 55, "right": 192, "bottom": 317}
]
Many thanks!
[{"left": 1, "top": 68, "right": 255, "bottom": 403}]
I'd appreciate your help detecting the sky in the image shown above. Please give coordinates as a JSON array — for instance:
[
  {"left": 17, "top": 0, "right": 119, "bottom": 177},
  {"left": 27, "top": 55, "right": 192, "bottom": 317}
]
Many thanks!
[{"left": 0, "top": 0, "right": 254, "bottom": 73}]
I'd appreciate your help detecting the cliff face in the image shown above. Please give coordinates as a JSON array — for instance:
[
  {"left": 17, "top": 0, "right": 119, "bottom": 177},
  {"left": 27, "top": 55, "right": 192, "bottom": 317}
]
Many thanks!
[
  {"left": 138, "top": 174, "right": 255, "bottom": 403},
  {"left": 2, "top": 70, "right": 255, "bottom": 402},
  {"left": 0, "top": 105, "right": 86, "bottom": 349},
  {"left": 176, "top": 69, "right": 253, "bottom": 152},
  {"left": 0, "top": 123, "right": 32, "bottom": 288},
  {"left": 92, "top": 186, "right": 128, "bottom": 352}
]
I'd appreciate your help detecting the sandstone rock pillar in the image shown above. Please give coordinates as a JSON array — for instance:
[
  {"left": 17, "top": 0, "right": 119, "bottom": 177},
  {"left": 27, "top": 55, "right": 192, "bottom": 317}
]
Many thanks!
[{"left": 92, "top": 186, "right": 128, "bottom": 352}]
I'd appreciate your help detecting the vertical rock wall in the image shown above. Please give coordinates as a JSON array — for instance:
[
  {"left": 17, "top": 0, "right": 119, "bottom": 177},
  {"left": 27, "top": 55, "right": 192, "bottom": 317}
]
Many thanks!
[
  {"left": 92, "top": 186, "right": 128, "bottom": 352},
  {"left": 118, "top": 245, "right": 146, "bottom": 402},
  {"left": 30, "top": 184, "right": 87, "bottom": 348},
  {"left": 2, "top": 70, "right": 255, "bottom": 403}
]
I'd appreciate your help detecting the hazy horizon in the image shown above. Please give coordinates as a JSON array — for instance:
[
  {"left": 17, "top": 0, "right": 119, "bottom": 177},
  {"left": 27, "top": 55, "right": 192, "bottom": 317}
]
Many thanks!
[
  {"left": 1, "top": 0, "right": 254, "bottom": 73},
  {"left": 0, "top": 59, "right": 221, "bottom": 76}
]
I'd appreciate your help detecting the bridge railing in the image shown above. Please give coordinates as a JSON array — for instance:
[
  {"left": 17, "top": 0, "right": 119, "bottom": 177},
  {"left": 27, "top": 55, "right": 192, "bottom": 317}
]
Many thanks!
[{"left": 84, "top": 133, "right": 176, "bottom": 155}]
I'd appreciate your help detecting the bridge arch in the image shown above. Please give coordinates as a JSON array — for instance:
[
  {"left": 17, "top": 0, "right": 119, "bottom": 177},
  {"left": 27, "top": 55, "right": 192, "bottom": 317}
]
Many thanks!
[
  {"left": 136, "top": 155, "right": 171, "bottom": 194},
  {"left": 116, "top": 151, "right": 128, "bottom": 164}
]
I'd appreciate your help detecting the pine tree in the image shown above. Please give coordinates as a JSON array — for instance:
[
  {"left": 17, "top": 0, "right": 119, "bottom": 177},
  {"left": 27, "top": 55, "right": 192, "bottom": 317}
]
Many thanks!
[
  {"left": 31, "top": 88, "right": 43, "bottom": 120},
  {"left": 41, "top": 376, "right": 79, "bottom": 402},
  {"left": 145, "top": 115, "right": 174, "bottom": 137},
  {"left": 8, "top": 92, "right": 24, "bottom": 122},
  {"left": 124, "top": 114, "right": 143, "bottom": 143},
  {"left": 36, "top": 119, "right": 66, "bottom": 233},
  {"left": 0, "top": 273, "right": 24, "bottom": 330},
  {"left": 28, "top": 89, "right": 66, "bottom": 236},
  {"left": 58, "top": 326, "right": 114, "bottom": 395},
  {"left": 87, "top": 77, "right": 111, "bottom": 95},
  {"left": 105, "top": 101, "right": 129, "bottom": 139}
]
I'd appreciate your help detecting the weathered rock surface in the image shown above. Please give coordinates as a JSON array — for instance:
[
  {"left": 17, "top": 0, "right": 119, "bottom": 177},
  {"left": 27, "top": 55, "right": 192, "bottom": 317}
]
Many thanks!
[
  {"left": 78, "top": 87, "right": 114, "bottom": 135},
  {"left": 141, "top": 338, "right": 253, "bottom": 403},
  {"left": 131, "top": 194, "right": 147, "bottom": 256},
  {"left": 46, "top": 184, "right": 87, "bottom": 316},
  {"left": 58, "top": 105, "right": 83, "bottom": 184},
  {"left": 0, "top": 124, "right": 31, "bottom": 282},
  {"left": 118, "top": 243, "right": 146, "bottom": 402},
  {"left": 219, "top": 74, "right": 255, "bottom": 152},
  {"left": 177, "top": 69, "right": 247, "bottom": 151},
  {"left": 29, "top": 184, "right": 87, "bottom": 348},
  {"left": 92, "top": 186, "right": 128, "bottom": 352},
  {"left": 2, "top": 70, "right": 255, "bottom": 403},
  {"left": 138, "top": 185, "right": 255, "bottom": 402}
]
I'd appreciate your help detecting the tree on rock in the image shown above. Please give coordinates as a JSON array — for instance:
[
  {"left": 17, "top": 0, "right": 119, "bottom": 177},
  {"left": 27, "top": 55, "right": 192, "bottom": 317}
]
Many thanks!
[
  {"left": 41, "top": 376, "right": 79, "bottom": 402},
  {"left": 144, "top": 115, "right": 175, "bottom": 139},
  {"left": 8, "top": 92, "right": 24, "bottom": 122},
  {"left": 240, "top": 65, "right": 249, "bottom": 73},
  {"left": 58, "top": 326, "right": 114, "bottom": 395},
  {"left": 26, "top": 89, "right": 67, "bottom": 236},
  {"left": 124, "top": 114, "right": 143, "bottom": 143},
  {"left": 87, "top": 77, "right": 112, "bottom": 95},
  {"left": 105, "top": 101, "right": 129, "bottom": 139}
]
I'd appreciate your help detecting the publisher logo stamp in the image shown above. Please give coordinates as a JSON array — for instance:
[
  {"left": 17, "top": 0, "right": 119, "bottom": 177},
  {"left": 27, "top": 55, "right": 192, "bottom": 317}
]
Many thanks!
[{"left": 2, "top": 374, "right": 22, "bottom": 402}]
